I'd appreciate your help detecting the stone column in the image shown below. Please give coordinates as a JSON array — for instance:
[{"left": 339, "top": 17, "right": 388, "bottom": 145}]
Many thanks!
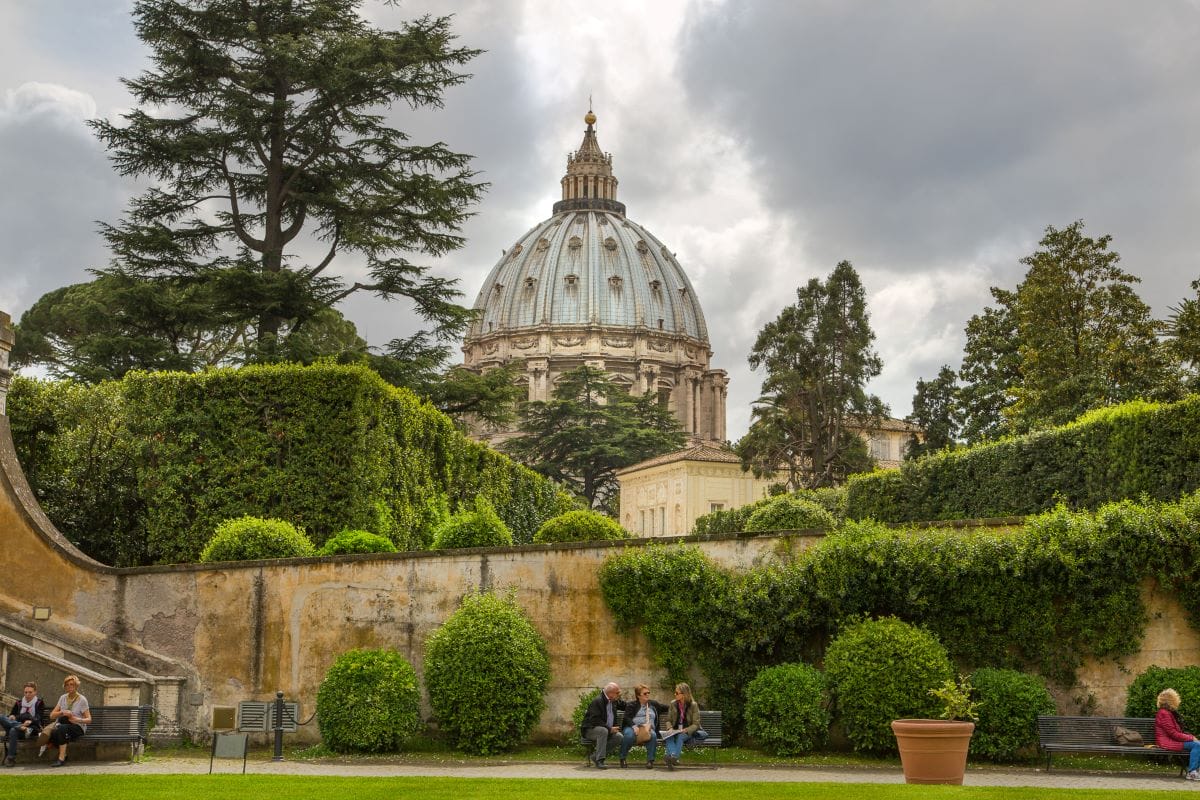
[{"left": 0, "top": 311, "right": 14, "bottom": 417}]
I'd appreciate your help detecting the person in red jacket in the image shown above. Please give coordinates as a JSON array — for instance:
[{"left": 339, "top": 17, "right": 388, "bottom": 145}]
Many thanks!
[{"left": 1155, "top": 688, "right": 1200, "bottom": 780}]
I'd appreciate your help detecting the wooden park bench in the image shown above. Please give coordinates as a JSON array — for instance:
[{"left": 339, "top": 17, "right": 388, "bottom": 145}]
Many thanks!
[
  {"left": 1037, "top": 715, "right": 1185, "bottom": 774},
  {"left": 580, "top": 708, "right": 723, "bottom": 767}
]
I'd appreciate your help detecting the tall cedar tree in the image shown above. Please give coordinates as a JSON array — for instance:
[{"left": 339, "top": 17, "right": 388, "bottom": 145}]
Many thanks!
[
  {"left": 88, "top": 0, "right": 484, "bottom": 362},
  {"left": 501, "top": 366, "right": 685, "bottom": 509},
  {"left": 737, "top": 261, "right": 884, "bottom": 489},
  {"left": 904, "top": 365, "right": 960, "bottom": 459}
]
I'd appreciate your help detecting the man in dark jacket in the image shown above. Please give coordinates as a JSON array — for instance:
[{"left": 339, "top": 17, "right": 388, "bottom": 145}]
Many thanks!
[
  {"left": 581, "top": 682, "right": 622, "bottom": 769},
  {"left": 1, "top": 682, "right": 44, "bottom": 766}
]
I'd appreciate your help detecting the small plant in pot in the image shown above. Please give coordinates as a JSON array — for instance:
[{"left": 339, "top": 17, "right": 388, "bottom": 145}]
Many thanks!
[{"left": 892, "top": 675, "right": 980, "bottom": 785}]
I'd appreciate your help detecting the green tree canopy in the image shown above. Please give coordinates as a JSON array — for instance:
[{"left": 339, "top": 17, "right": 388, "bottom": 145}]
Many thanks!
[
  {"left": 905, "top": 365, "right": 961, "bottom": 460},
  {"left": 1008, "top": 221, "right": 1178, "bottom": 431},
  {"left": 501, "top": 366, "right": 685, "bottom": 509},
  {"left": 87, "top": 0, "right": 484, "bottom": 364},
  {"left": 955, "top": 222, "right": 1179, "bottom": 440},
  {"left": 736, "top": 261, "right": 883, "bottom": 489},
  {"left": 1167, "top": 278, "right": 1200, "bottom": 392},
  {"left": 957, "top": 287, "right": 1020, "bottom": 445}
]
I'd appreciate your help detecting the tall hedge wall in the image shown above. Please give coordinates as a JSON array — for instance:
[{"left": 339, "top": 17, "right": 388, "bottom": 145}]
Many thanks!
[
  {"left": 8, "top": 364, "right": 573, "bottom": 565},
  {"left": 846, "top": 397, "right": 1200, "bottom": 522}
]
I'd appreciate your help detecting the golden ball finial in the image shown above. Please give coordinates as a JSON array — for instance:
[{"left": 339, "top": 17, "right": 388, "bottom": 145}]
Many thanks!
[{"left": 584, "top": 109, "right": 596, "bottom": 126}]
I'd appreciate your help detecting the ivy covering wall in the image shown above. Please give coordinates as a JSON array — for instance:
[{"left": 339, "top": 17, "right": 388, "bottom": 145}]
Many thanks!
[
  {"left": 9, "top": 364, "right": 573, "bottom": 565},
  {"left": 846, "top": 397, "right": 1200, "bottom": 522},
  {"left": 600, "top": 492, "right": 1200, "bottom": 735}
]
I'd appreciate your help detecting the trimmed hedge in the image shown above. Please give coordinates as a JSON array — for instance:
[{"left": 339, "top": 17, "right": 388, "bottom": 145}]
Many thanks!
[
  {"left": 8, "top": 366, "right": 574, "bottom": 565},
  {"left": 424, "top": 592, "right": 550, "bottom": 755},
  {"left": 317, "top": 529, "right": 399, "bottom": 556},
  {"left": 824, "top": 617, "right": 952, "bottom": 754},
  {"left": 1125, "top": 665, "right": 1200, "bottom": 733},
  {"left": 315, "top": 648, "right": 422, "bottom": 752},
  {"left": 431, "top": 496, "right": 513, "bottom": 549},
  {"left": 534, "top": 510, "right": 629, "bottom": 544},
  {"left": 199, "top": 516, "right": 316, "bottom": 562},
  {"left": 744, "top": 496, "right": 836, "bottom": 532},
  {"left": 693, "top": 488, "right": 847, "bottom": 535},
  {"left": 743, "top": 663, "right": 829, "bottom": 755},
  {"left": 846, "top": 396, "right": 1200, "bottom": 522},
  {"left": 969, "top": 668, "right": 1055, "bottom": 761}
]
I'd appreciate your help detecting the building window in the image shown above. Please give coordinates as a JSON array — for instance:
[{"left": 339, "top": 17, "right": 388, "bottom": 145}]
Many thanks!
[
  {"left": 660, "top": 507, "right": 666, "bottom": 535},
  {"left": 640, "top": 510, "right": 646, "bottom": 535},
  {"left": 710, "top": 503, "right": 725, "bottom": 513},
  {"left": 869, "top": 434, "right": 891, "bottom": 461}
]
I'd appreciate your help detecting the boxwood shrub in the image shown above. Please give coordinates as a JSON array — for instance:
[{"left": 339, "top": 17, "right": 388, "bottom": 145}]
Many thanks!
[
  {"left": 743, "top": 663, "right": 829, "bottom": 755},
  {"left": 199, "top": 516, "right": 316, "bottom": 562},
  {"left": 317, "top": 529, "right": 398, "bottom": 556},
  {"left": 744, "top": 496, "right": 836, "bottom": 532},
  {"left": 534, "top": 510, "right": 629, "bottom": 544},
  {"left": 1126, "top": 665, "right": 1200, "bottom": 732},
  {"left": 969, "top": 667, "right": 1055, "bottom": 761},
  {"left": 431, "top": 496, "right": 513, "bottom": 549},
  {"left": 823, "top": 617, "right": 953, "bottom": 754},
  {"left": 569, "top": 687, "right": 603, "bottom": 747},
  {"left": 316, "top": 648, "right": 422, "bottom": 752},
  {"left": 424, "top": 592, "right": 551, "bottom": 755}
]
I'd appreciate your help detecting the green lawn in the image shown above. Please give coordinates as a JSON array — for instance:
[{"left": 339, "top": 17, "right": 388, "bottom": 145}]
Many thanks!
[{"left": 0, "top": 776, "right": 1189, "bottom": 800}]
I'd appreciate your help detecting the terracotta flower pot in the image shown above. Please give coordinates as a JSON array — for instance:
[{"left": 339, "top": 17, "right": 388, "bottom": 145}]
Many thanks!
[{"left": 891, "top": 719, "right": 975, "bottom": 785}]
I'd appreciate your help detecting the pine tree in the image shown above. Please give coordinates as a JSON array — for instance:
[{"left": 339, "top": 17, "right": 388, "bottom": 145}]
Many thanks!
[{"left": 905, "top": 365, "right": 961, "bottom": 459}]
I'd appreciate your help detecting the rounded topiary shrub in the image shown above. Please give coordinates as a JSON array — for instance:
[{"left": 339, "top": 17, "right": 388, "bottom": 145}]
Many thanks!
[
  {"left": 1126, "top": 665, "right": 1200, "bottom": 732},
  {"left": 744, "top": 495, "right": 836, "bottom": 532},
  {"left": 316, "top": 648, "right": 422, "bottom": 752},
  {"left": 424, "top": 592, "right": 551, "bottom": 755},
  {"left": 823, "top": 616, "right": 953, "bottom": 753},
  {"left": 534, "top": 510, "right": 629, "bottom": 544},
  {"left": 199, "top": 516, "right": 315, "bottom": 562},
  {"left": 318, "top": 529, "right": 399, "bottom": 556},
  {"left": 431, "top": 496, "right": 513, "bottom": 550},
  {"left": 969, "top": 668, "right": 1055, "bottom": 762},
  {"left": 744, "top": 662, "right": 830, "bottom": 755}
]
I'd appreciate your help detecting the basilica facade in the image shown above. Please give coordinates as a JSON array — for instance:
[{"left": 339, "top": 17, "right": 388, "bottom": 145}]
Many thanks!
[{"left": 462, "top": 110, "right": 728, "bottom": 444}]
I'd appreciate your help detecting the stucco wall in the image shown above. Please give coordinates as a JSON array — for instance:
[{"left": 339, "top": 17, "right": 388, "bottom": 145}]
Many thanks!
[{"left": 2, "top": 408, "right": 1198, "bottom": 742}]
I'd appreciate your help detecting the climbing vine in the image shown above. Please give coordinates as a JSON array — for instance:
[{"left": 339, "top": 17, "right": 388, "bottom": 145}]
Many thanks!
[{"left": 600, "top": 493, "right": 1200, "bottom": 735}]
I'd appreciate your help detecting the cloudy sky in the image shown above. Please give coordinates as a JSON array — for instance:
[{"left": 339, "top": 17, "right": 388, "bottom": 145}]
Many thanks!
[{"left": 3, "top": 1, "right": 1199, "bottom": 441}]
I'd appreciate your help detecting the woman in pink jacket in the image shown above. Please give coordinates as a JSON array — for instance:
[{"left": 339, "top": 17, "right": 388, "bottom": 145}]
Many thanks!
[{"left": 1155, "top": 688, "right": 1200, "bottom": 780}]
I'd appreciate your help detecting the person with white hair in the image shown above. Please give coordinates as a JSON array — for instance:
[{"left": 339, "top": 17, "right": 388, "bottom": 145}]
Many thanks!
[{"left": 580, "top": 682, "right": 622, "bottom": 769}]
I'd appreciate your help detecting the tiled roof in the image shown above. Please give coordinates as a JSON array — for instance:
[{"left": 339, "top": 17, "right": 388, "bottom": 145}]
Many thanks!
[{"left": 617, "top": 442, "right": 742, "bottom": 474}]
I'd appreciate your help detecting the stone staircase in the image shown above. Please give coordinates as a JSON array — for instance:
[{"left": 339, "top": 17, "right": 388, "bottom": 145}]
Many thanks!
[{"left": 0, "top": 616, "right": 186, "bottom": 742}]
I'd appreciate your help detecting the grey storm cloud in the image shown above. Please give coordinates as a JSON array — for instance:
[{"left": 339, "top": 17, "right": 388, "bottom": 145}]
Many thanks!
[{"left": 678, "top": 1, "right": 1200, "bottom": 298}]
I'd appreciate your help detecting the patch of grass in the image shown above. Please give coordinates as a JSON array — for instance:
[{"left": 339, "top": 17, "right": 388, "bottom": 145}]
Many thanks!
[{"left": 0, "top": 776, "right": 1187, "bottom": 800}]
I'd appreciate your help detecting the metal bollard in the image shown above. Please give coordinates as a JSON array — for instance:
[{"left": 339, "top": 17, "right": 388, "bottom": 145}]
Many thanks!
[{"left": 272, "top": 690, "right": 284, "bottom": 762}]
